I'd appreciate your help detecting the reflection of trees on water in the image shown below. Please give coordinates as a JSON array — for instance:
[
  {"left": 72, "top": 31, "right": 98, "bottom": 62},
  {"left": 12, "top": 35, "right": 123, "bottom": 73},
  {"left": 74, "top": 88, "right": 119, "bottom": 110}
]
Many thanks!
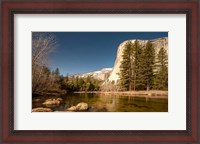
[
  {"left": 97, "top": 95, "right": 119, "bottom": 112},
  {"left": 128, "top": 96, "right": 134, "bottom": 103},
  {"left": 127, "top": 95, "right": 150, "bottom": 103},
  {"left": 92, "top": 95, "right": 122, "bottom": 112},
  {"left": 62, "top": 93, "right": 168, "bottom": 112},
  {"left": 97, "top": 95, "right": 151, "bottom": 111}
]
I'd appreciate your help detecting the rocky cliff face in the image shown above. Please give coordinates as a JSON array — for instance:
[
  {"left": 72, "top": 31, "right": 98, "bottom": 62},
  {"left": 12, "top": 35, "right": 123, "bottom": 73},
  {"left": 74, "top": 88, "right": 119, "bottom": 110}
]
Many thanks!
[
  {"left": 108, "top": 37, "right": 168, "bottom": 83},
  {"left": 73, "top": 37, "right": 168, "bottom": 82}
]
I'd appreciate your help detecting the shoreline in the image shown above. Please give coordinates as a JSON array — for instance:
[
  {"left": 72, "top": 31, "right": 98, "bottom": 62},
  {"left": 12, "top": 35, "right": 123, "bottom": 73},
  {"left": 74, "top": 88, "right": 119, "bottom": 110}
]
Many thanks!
[
  {"left": 33, "top": 90, "right": 168, "bottom": 99},
  {"left": 74, "top": 90, "right": 168, "bottom": 98}
]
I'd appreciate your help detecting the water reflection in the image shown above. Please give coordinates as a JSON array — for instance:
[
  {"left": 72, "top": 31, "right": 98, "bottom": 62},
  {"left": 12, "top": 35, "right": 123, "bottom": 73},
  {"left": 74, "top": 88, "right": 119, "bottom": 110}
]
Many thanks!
[{"left": 32, "top": 93, "right": 168, "bottom": 112}]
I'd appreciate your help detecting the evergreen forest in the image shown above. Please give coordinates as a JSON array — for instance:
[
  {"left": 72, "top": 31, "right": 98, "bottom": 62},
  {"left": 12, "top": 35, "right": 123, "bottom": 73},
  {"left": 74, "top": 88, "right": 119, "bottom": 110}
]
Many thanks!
[{"left": 119, "top": 40, "right": 168, "bottom": 91}]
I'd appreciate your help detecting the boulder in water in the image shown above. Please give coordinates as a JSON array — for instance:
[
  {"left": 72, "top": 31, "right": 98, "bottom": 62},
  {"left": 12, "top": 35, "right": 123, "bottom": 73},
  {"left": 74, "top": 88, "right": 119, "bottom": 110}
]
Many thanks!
[
  {"left": 66, "top": 102, "right": 88, "bottom": 112},
  {"left": 66, "top": 106, "right": 77, "bottom": 111},
  {"left": 32, "top": 107, "right": 53, "bottom": 112},
  {"left": 76, "top": 102, "right": 88, "bottom": 111},
  {"left": 42, "top": 98, "right": 63, "bottom": 105}
]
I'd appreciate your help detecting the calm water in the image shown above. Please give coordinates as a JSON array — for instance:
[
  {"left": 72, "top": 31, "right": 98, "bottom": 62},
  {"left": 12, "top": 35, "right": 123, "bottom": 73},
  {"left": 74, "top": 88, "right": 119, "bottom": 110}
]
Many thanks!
[{"left": 32, "top": 93, "right": 168, "bottom": 112}]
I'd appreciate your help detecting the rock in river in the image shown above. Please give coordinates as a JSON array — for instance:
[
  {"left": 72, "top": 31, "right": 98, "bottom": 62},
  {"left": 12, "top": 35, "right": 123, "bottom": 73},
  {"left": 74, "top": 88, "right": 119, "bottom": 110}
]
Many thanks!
[
  {"left": 32, "top": 107, "right": 53, "bottom": 112},
  {"left": 42, "top": 98, "right": 63, "bottom": 105},
  {"left": 76, "top": 102, "right": 88, "bottom": 111},
  {"left": 66, "top": 102, "right": 88, "bottom": 112},
  {"left": 67, "top": 106, "right": 77, "bottom": 111}
]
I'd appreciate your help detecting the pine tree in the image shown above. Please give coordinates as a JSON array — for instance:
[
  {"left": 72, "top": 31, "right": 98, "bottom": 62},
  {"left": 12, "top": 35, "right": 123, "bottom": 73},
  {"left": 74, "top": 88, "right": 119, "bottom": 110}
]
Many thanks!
[
  {"left": 53, "top": 68, "right": 60, "bottom": 76},
  {"left": 119, "top": 41, "right": 134, "bottom": 91},
  {"left": 132, "top": 40, "right": 143, "bottom": 90},
  {"left": 142, "top": 41, "right": 155, "bottom": 90},
  {"left": 51, "top": 68, "right": 61, "bottom": 89},
  {"left": 154, "top": 47, "right": 168, "bottom": 90}
]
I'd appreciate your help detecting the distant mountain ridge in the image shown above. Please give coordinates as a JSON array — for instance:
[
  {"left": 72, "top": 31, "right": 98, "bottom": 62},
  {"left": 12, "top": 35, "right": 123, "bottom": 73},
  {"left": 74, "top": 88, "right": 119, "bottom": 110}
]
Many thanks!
[
  {"left": 72, "top": 37, "right": 168, "bottom": 82},
  {"left": 72, "top": 68, "right": 113, "bottom": 80}
]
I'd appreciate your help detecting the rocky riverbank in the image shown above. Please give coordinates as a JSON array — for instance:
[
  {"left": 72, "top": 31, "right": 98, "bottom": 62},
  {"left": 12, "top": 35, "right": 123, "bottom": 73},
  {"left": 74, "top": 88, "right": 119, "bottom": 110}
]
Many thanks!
[{"left": 32, "top": 96, "right": 89, "bottom": 112}]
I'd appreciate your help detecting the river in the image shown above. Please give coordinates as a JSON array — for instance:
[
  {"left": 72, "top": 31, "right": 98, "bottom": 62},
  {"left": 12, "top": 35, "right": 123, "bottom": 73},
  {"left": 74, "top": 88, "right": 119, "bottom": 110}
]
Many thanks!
[{"left": 32, "top": 93, "right": 168, "bottom": 112}]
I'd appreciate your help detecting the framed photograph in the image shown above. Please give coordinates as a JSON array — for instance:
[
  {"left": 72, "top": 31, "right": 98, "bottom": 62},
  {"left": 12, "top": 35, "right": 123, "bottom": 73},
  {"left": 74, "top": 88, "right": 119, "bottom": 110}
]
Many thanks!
[{"left": 1, "top": 0, "right": 199, "bottom": 143}]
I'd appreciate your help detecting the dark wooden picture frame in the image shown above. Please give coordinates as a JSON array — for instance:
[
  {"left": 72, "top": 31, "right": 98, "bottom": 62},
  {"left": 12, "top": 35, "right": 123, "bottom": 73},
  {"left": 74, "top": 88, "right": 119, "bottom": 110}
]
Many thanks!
[{"left": 1, "top": 0, "right": 199, "bottom": 143}]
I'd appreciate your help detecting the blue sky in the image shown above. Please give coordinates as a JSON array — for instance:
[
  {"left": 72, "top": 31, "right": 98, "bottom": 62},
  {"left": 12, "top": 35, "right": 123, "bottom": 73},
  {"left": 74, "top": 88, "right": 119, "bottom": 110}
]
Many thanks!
[{"left": 45, "top": 32, "right": 168, "bottom": 75}]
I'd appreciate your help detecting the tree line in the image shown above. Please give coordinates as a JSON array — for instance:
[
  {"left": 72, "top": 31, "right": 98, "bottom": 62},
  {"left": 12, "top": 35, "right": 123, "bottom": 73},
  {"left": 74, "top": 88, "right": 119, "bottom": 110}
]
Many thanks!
[
  {"left": 60, "top": 75, "right": 102, "bottom": 92},
  {"left": 33, "top": 64, "right": 102, "bottom": 95},
  {"left": 119, "top": 40, "right": 168, "bottom": 91}
]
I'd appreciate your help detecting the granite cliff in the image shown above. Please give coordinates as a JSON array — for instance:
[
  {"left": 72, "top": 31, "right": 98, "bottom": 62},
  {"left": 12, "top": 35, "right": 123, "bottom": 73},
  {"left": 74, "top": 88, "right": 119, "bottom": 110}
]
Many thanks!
[
  {"left": 108, "top": 37, "right": 168, "bottom": 83},
  {"left": 73, "top": 37, "right": 168, "bottom": 82}
]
